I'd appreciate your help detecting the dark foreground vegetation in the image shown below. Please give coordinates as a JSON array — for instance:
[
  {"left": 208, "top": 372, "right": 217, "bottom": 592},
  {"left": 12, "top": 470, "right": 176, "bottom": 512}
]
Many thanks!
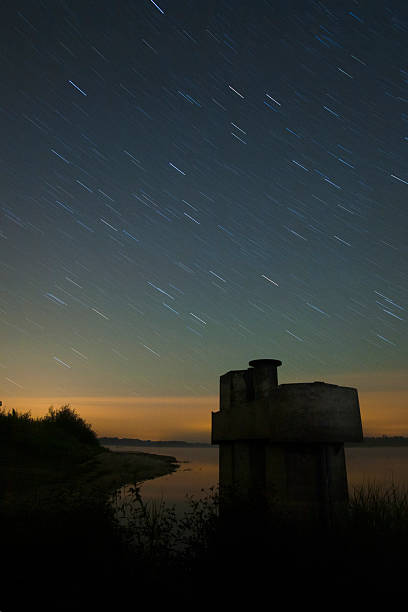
[{"left": 1, "top": 407, "right": 407, "bottom": 609}]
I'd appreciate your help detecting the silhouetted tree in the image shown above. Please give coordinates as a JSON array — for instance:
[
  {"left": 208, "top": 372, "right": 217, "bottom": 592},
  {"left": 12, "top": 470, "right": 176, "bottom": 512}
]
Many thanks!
[{"left": 43, "top": 404, "right": 99, "bottom": 446}]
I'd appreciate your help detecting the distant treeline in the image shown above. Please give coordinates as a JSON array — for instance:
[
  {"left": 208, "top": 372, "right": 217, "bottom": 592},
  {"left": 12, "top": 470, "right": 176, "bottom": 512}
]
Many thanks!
[
  {"left": 100, "top": 436, "right": 408, "bottom": 448},
  {"left": 99, "top": 436, "right": 214, "bottom": 448},
  {"left": 346, "top": 436, "right": 408, "bottom": 447}
]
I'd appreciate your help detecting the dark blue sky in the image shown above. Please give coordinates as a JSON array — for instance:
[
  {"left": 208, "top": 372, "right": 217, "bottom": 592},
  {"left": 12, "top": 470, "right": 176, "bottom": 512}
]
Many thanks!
[{"left": 1, "top": 0, "right": 407, "bottom": 403}]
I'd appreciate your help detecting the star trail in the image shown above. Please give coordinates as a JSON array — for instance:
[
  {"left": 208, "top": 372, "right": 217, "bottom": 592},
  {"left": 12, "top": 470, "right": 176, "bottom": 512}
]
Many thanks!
[{"left": 1, "top": 1, "right": 407, "bottom": 437}]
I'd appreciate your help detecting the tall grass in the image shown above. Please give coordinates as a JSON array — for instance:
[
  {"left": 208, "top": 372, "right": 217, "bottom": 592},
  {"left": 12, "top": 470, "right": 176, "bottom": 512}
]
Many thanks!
[
  {"left": 113, "top": 479, "right": 408, "bottom": 549},
  {"left": 114, "top": 484, "right": 179, "bottom": 562},
  {"left": 349, "top": 480, "right": 408, "bottom": 534},
  {"left": 112, "top": 484, "right": 219, "bottom": 563},
  {"left": 110, "top": 479, "right": 408, "bottom": 601}
]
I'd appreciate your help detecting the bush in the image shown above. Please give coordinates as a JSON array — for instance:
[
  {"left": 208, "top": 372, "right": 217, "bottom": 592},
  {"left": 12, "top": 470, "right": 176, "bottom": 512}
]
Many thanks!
[
  {"left": 43, "top": 404, "right": 100, "bottom": 447},
  {"left": 0, "top": 407, "right": 33, "bottom": 437},
  {"left": 0, "top": 404, "right": 102, "bottom": 463}
]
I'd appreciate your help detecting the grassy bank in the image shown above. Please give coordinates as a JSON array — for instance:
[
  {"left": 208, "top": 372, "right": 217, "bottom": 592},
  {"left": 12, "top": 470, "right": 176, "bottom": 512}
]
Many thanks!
[{"left": 0, "top": 405, "right": 178, "bottom": 503}]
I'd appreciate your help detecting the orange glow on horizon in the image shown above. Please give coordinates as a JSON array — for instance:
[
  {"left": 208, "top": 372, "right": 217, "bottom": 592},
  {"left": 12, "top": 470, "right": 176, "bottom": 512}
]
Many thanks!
[
  {"left": 0, "top": 395, "right": 219, "bottom": 442},
  {"left": 2, "top": 387, "right": 408, "bottom": 441}
]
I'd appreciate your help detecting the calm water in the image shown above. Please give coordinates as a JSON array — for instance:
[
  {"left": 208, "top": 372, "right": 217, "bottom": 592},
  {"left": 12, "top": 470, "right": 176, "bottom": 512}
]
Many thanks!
[{"left": 109, "top": 445, "right": 408, "bottom": 513}]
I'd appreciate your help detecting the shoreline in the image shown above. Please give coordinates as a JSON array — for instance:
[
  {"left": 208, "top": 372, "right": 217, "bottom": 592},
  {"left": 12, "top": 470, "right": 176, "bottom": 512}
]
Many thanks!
[
  {"left": 92, "top": 448, "right": 179, "bottom": 493},
  {"left": 1, "top": 447, "right": 180, "bottom": 504}
]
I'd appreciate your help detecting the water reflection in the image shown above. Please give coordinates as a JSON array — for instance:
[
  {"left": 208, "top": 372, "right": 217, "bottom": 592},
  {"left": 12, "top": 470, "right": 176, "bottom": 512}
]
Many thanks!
[
  {"left": 346, "top": 446, "right": 408, "bottom": 489},
  {"left": 109, "top": 445, "right": 408, "bottom": 513}
]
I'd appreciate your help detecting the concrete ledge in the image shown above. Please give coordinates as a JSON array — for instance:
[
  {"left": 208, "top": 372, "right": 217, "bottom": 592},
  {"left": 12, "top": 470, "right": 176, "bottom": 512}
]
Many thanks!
[{"left": 212, "top": 382, "right": 363, "bottom": 443}]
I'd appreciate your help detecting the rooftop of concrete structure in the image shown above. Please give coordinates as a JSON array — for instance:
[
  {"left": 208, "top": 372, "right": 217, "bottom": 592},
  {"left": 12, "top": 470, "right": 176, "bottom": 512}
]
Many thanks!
[{"left": 213, "top": 358, "right": 363, "bottom": 443}]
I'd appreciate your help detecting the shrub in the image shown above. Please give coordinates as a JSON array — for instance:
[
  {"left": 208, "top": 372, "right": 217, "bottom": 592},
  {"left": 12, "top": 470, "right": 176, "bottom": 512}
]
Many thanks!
[
  {"left": 0, "top": 404, "right": 102, "bottom": 463},
  {"left": 42, "top": 404, "right": 99, "bottom": 446}
]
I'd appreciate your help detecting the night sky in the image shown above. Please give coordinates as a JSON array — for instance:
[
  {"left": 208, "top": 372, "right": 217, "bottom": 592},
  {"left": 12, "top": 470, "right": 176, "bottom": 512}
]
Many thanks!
[{"left": 1, "top": 1, "right": 407, "bottom": 439}]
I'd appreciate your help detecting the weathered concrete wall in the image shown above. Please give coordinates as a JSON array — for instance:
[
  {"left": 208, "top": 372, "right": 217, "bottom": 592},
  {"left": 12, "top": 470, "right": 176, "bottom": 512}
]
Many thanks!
[
  {"left": 213, "top": 382, "right": 362, "bottom": 444},
  {"left": 213, "top": 359, "right": 363, "bottom": 526}
]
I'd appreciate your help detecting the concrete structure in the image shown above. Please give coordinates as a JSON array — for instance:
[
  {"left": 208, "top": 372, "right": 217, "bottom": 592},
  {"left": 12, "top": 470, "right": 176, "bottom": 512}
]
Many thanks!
[{"left": 212, "top": 359, "right": 363, "bottom": 526}]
